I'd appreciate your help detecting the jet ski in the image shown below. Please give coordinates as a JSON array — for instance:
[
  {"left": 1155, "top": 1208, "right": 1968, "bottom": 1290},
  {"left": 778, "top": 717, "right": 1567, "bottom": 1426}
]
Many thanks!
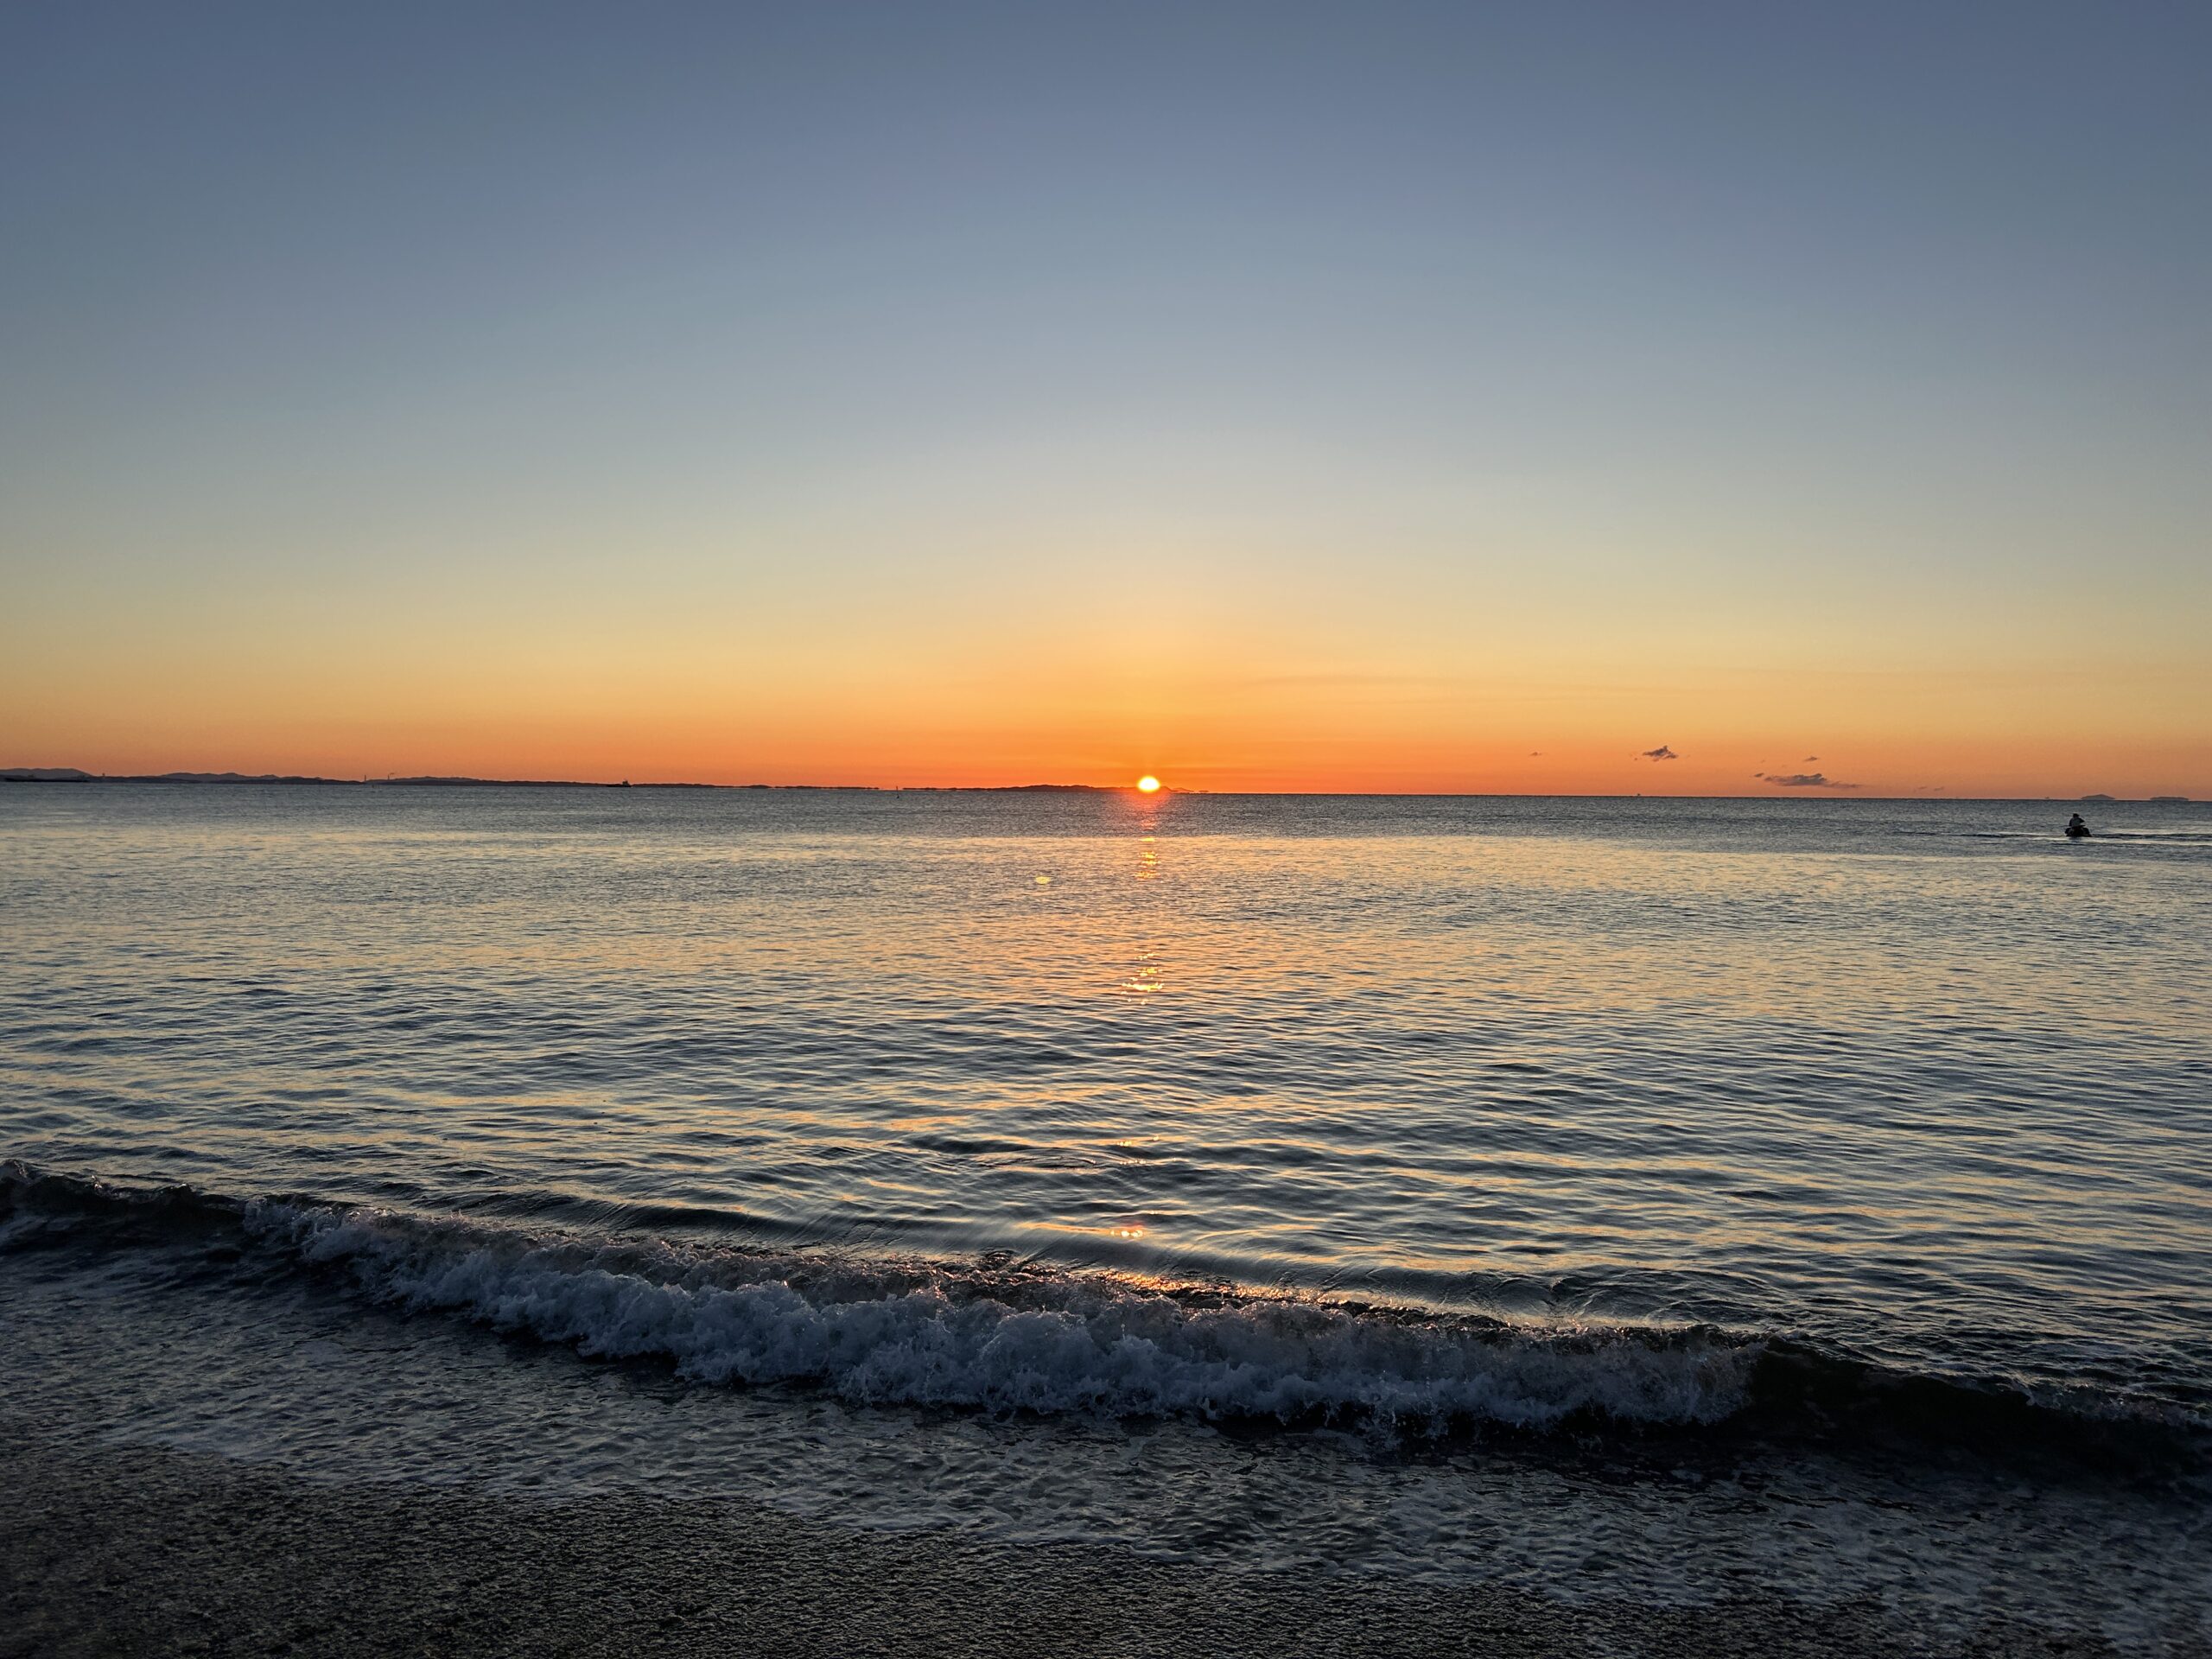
[{"left": 2065, "top": 814, "right": 2091, "bottom": 839}]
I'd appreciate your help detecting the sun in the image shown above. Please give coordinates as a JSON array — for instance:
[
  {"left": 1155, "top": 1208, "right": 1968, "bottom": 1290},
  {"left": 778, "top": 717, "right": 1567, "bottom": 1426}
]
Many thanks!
[{"left": 1136, "top": 775, "right": 1161, "bottom": 793}]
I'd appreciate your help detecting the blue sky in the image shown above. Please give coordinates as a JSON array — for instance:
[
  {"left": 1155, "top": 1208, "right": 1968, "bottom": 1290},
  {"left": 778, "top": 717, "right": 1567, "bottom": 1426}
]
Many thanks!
[{"left": 3, "top": 2, "right": 2206, "bottom": 791}]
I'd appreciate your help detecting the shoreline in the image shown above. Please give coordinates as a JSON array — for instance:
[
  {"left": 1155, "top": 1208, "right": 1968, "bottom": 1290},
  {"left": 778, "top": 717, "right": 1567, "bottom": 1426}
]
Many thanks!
[{"left": 0, "top": 1416, "right": 2149, "bottom": 1659}]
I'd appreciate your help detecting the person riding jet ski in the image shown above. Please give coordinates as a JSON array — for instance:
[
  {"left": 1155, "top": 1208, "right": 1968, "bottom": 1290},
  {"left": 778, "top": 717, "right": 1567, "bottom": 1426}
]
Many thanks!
[{"left": 2065, "top": 813, "right": 2091, "bottom": 839}]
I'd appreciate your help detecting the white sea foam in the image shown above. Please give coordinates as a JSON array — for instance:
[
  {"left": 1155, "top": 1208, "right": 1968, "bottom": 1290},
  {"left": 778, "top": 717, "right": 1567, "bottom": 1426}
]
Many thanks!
[{"left": 242, "top": 1202, "right": 1755, "bottom": 1430}]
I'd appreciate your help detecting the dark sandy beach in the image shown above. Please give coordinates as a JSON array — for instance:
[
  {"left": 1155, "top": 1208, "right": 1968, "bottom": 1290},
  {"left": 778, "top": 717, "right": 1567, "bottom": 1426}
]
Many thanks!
[{"left": 0, "top": 1411, "right": 2154, "bottom": 1659}]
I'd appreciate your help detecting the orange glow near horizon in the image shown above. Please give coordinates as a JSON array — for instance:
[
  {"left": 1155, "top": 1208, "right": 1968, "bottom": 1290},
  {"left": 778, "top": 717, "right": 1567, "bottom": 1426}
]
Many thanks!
[
  {"left": 1136, "top": 775, "right": 1161, "bottom": 793},
  {"left": 3, "top": 620, "right": 2207, "bottom": 799}
]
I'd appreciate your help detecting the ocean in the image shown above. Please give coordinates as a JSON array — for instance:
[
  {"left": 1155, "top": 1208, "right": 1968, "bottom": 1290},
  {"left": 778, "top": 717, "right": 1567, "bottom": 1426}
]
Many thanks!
[{"left": 3, "top": 785, "right": 2209, "bottom": 1650}]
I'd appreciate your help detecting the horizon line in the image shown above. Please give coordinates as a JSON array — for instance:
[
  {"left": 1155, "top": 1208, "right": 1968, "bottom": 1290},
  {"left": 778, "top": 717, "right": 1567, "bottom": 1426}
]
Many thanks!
[{"left": 1, "top": 767, "right": 2190, "bottom": 804}]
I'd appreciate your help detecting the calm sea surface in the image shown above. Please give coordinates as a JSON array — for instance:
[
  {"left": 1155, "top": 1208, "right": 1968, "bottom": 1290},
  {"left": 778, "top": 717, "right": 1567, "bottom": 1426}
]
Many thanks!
[{"left": 4, "top": 785, "right": 2209, "bottom": 1643}]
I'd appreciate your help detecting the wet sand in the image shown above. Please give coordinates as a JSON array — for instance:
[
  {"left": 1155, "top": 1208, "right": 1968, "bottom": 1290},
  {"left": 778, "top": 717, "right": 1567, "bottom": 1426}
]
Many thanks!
[{"left": 0, "top": 1415, "right": 2144, "bottom": 1659}]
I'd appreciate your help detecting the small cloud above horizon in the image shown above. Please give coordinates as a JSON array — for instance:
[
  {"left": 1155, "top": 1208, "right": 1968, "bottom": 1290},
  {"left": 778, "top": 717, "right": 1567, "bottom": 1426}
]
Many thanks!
[
  {"left": 1638, "top": 745, "right": 1679, "bottom": 762},
  {"left": 1803, "top": 754, "right": 1819, "bottom": 762},
  {"left": 1765, "top": 772, "right": 1859, "bottom": 789}
]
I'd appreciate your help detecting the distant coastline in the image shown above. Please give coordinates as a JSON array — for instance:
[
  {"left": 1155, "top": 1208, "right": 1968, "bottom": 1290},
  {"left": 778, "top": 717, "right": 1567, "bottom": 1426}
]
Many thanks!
[
  {"left": 1, "top": 767, "right": 2193, "bottom": 803},
  {"left": 0, "top": 768, "right": 1114, "bottom": 792}
]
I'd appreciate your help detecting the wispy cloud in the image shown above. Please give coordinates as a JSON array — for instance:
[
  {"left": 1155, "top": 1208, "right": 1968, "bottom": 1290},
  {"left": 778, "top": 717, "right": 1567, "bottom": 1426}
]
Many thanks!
[
  {"left": 1638, "top": 745, "right": 1679, "bottom": 761},
  {"left": 1764, "top": 772, "right": 1858, "bottom": 789}
]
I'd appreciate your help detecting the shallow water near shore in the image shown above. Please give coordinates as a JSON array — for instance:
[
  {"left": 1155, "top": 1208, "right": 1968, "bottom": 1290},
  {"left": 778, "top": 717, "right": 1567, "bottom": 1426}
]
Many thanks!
[{"left": 3, "top": 785, "right": 2209, "bottom": 1648}]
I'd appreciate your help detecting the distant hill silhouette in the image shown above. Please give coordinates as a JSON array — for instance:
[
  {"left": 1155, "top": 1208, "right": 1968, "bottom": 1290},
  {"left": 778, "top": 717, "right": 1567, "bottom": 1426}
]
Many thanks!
[{"left": 3, "top": 767, "right": 1102, "bottom": 791}]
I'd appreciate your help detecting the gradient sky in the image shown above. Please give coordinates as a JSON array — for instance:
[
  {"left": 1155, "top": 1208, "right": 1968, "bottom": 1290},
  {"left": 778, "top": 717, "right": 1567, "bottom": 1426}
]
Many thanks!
[{"left": 3, "top": 2, "right": 2206, "bottom": 794}]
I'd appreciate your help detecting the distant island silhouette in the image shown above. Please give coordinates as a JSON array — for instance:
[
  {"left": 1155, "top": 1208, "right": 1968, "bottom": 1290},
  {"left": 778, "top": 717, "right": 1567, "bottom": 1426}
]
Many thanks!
[
  {"left": 0, "top": 767, "right": 1123, "bottom": 791},
  {"left": 1, "top": 768, "right": 2191, "bottom": 803}
]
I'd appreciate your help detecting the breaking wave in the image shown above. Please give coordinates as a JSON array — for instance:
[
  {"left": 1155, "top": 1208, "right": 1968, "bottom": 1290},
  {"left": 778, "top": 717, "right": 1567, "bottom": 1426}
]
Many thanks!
[
  {"left": 247, "top": 1203, "right": 1752, "bottom": 1430},
  {"left": 4, "top": 1162, "right": 2204, "bottom": 1466},
  {"left": 0, "top": 1162, "right": 1749, "bottom": 1430}
]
